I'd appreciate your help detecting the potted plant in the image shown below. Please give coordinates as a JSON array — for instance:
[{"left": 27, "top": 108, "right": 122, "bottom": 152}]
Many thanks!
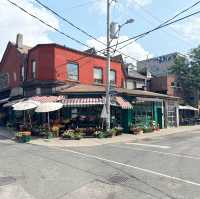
[
  {"left": 15, "top": 131, "right": 31, "bottom": 143},
  {"left": 143, "top": 126, "right": 153, "bottom": 133},
  {"left": 51, "top": 126, "right": 60, "bottom": 137},
  {"left": 62, "top": 129, "right": 75, "bottom": 140}
]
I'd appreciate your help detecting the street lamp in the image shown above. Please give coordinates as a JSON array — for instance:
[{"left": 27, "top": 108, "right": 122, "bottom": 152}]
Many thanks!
[
  {"left": 110, "top": 19, "right": 135, "bottom": 39},
  {"left": 106, "top": 0, "right": 134, "bottom": 131}
]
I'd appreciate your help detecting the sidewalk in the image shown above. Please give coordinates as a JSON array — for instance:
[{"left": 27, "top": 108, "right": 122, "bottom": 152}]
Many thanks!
[
  {"left": 0, "top": 127, "right": 15, "bottom": 139},
  {"left": 29, "top": 125, "right": 200, "bottom": 148}
]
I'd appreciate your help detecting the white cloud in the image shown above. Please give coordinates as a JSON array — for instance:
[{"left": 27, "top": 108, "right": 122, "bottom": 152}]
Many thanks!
[
  {"left": 0, "top": 0, "right": 59, "bottom": 58},
  {"left": 172, "top": 16, "right": 200, "bottom": 43},
  {"left": 86, "top": 35, "right": 152, "bottom": 64}
]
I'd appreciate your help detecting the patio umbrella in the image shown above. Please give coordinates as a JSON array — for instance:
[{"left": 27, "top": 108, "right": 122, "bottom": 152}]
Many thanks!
[
  {"left": 12, "top": 100, "right": 40, "bottom": 126},
  {"left": 12, "top": 100, "right": 40, "bottom": 111},
  {"left": 35, "top": 102, "right": 63, "bottom": 130}
]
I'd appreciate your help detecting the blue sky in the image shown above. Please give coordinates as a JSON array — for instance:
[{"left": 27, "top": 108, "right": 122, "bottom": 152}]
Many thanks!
[{"left": 1, "top": 0, "right": 200, "bottom": 63}]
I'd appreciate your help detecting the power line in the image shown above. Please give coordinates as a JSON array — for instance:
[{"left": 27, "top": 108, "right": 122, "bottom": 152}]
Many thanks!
[
  {"left": 57, "top": 8, "right": 200, "bottom": 65},
  {"left": 66, "top": 0, "right": 97, "bottom": 9},
  {"left": 115, "top": 0, "right": 200, "bottom": 51},
  {"left": 7, "top": 0, "right": 103, "bottom": 51},
  {"left": 33, "top": 0, "right": 139, "bottom": 62},
  {"left": 130, "top": 0, "right": 195, "bottom": 46},
  {"left": 45, "top": 8, "right": 200, "bottom": 67},
  {"left": 111, "top": 9, "right": 200, "bottom": 51}
]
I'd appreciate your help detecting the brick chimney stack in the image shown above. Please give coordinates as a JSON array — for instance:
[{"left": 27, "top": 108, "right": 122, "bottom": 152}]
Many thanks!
[{"left": 16, "top": 33, "right": 23, "bottom": 49}]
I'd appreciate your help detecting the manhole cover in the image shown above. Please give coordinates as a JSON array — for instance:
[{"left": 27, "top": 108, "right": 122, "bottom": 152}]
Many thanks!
[
  {"left": 0, "top": 177, "right": 16, "bottom": 186},
  {"left": 108, "top": 175, "right": 129, "bottom": 184}
]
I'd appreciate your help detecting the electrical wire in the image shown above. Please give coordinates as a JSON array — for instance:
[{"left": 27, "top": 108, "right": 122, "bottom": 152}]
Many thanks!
[
  {"left": 7, "top": 0, "right": 93, "bottom": 50},
  {"left": 7, "top": 0, "right": 199, "bottom": 65},
  {"left": 130, "top": 0, "right": 195, "bottom": 46},
  {"left": 66, "top": 0, "right": 97, "bottom": 9},
  {"left": 109, "top": 9, "right": 200, "bottom": 51},
  {"left": 42, "top": 9, "right": 200, "bottom": 66},
  {"left": 33, "top": 0, "right": 139, "bottom": 62}
]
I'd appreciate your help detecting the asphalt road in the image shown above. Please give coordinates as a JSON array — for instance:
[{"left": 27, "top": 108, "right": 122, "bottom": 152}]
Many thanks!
[{"left": 1, "top": 130, "right": 200, "bottom": 198}]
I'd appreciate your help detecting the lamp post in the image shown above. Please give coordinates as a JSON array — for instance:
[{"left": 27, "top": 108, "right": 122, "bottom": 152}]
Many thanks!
[{"left": 106, "top": 0, "right": 134, "bottom": 131}]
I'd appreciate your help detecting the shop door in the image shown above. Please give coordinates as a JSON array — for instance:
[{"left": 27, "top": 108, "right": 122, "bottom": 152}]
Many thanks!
[{"left": 157, "top": 108, "right": 163, "bottom": 128}]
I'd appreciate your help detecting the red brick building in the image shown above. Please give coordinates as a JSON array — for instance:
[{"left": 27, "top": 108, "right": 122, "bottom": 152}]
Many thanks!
[
  {"left": 0, "top": 34, "right": 30, "bottom": 99},
  {"left": 0, "top": 34, "right": 125, "bottom": 98}
]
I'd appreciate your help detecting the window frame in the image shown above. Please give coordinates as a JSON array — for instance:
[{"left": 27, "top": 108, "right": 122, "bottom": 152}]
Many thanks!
[
  {"left": 110, "top": 69, "right": 116, "bottom": 85},
  {"left": 20, "top": 65, "right": 25, "bottom": 81},
  {"left": 67, "top": 62, "right": 79, "bottom": 81},
  {"left": 31, "top": 60, "right": 36, "bottom": 80},
  {"left": 93, "top": 67, "right": 103, "bottom": 84}
]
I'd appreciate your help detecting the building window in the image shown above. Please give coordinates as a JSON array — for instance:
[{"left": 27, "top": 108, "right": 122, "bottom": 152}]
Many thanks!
[
  {"left": 67, "top": 63, "right": 79, "bottom": 81},
  {"left": 126, "top": 80, "right": 135, "bottom": 90},
  {"left": 110, "top": 70, "right": 116, "bottom": 85},
  {"left": 20, "top": 65, "right": 25, "bottom": 81},
  {"left": 32, "top": 60, "right": 36, "bottom": 79},
  {"left": 171, "top": 82, "right": 175, "bottom": 87},
  {"left": 94, "top": 67, "right": 103, "bottom": 84}
]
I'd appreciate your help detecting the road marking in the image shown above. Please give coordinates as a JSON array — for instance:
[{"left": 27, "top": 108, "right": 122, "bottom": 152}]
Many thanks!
[
  {"left": 110, "top": 145, "right": 200, "bottom": 160},
  {"left": 126, "top": 142, "right": 171, "bottom": 149},
  {"left": 55, "top": 147, "right": 200, "bottom": 187}
]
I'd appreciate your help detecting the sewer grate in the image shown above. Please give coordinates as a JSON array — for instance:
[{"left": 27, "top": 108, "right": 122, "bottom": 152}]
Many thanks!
[
  {"left": 108, "top": 175, "right": 129, "bottom": 184},
  {"left": 0, "top": 176, "right": 16, "bottom": 186}
]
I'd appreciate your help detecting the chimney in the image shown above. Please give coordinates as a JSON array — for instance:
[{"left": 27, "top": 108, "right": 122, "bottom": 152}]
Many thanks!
[{"left": 16, "top": 33, "right": 23, "bottom": 49}]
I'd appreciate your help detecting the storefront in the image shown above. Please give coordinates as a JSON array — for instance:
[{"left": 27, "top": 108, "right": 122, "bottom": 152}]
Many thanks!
[{"left": 131, "top": 97, "right": 164, "bottom": 129}]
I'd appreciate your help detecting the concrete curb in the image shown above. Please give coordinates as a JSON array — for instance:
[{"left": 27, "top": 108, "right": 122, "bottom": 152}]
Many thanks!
[{"left": 29, "top": 125, "right": 200, "bottom": 148}]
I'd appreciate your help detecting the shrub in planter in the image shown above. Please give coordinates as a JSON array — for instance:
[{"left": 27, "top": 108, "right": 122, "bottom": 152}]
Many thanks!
[
  {"left": 112, "top": 127, "right": 123, "bottom": 136},
  {"left": 62, "top": 130, "right": 75, "bottom": 140},
  {"left": 94, "top": 130, "right": 112, "bottom": 138},
  {"left": 93, "top": 130, "right": 103, "bottom": 138},
  {"left": 62, "top": 129, "right": 82, "bottom": 140},
  {"left": 131, "top": 127, "right": 143, "bottom": 135},
  {"left": 73, "top": 131, "right": 82, "bottom": 140},
  {"left": 110, "top": 128, "right": 117, "bottom": 136},
  {"left": 143, "top": 127, "right": 153, "bottom": 133},
  {"left": 104, "top": 131, "right": 113, "bottom": 138},
  {"left": 51, "top": 126, "right": 59, "bottom": 137},
  {"left": 15, "top": 131, "right": 32, "bottom": 143}
]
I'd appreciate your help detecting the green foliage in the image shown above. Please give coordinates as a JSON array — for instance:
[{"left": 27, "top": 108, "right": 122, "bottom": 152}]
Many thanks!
[
  {"left": 170, "top": 46, "right": 200, "bottom": 105},
  {"left": 62, "top": 129, "right": 82, "bottom": 140}
]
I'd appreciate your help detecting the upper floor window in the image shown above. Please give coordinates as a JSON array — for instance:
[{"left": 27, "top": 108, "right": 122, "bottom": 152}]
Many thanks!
[
  {"left": 94, "top": 67, "right": 103, "bottom": 84},
  {"left": 110, "top": 70, "right": 116, "bottom": 85},
  {"left": 20, "top": 65, "right": 25, "bottom": 81},
  {"left": 67, "top": 63, "right": 79, "bottom": 81},
  {"left": 32, "top": 60, "right": 36, "bottom": 79}
]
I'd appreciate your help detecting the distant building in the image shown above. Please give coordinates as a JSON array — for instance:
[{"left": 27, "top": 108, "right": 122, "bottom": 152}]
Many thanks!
[
  {"left": 137, "top": 52, "right": 184, "bottom": 98},
  {"left": 123, "top": 63, "right": 147, "bottom": 90}
]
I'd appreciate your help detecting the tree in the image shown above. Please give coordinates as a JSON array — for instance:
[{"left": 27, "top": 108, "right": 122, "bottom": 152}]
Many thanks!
[{"left": 170, "top": 45, "right": 200, "bottom": 106}]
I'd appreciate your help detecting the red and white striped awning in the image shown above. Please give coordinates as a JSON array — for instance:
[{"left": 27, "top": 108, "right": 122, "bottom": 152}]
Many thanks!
[
  {"left": 116, "top": 96, "right": 133, "bottom": 109},
  {"left": 62, "top": 98, "right": 104, "bottom": 107},
  {"left": 30, "top": 96, "right": 64, "bottom": 103}
]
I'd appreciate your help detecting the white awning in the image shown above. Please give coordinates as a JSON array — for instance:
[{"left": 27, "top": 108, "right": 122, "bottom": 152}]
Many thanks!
[{"left": 179, "top": 105, "right": 199, "bottom": 111}]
